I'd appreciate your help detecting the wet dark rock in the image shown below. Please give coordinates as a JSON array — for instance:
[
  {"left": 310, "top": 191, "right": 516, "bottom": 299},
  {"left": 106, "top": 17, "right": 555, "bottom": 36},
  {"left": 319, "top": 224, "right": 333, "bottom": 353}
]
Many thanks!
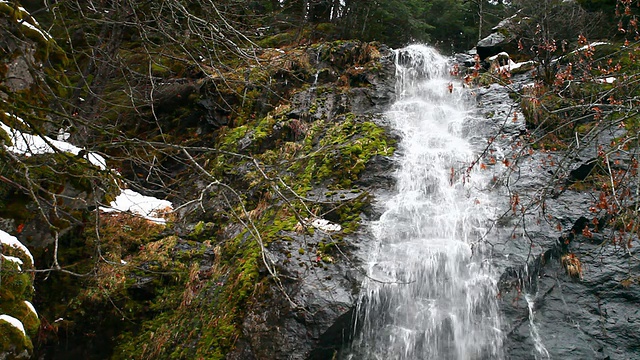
[
  {"left": 288, "top": 46, "right": 395, "bottom": 124},
  {"left": 228, "top": 230, "right": 364, "bottom": 360},
  {"left": 454, "top": 52, "right": 477, "bottom": 68},
  {"left": 224, "top": 42, "right": 397, "bottom": 360},
  {"left": 127, "top": 276, "right": 156, "bottom": 300},
  {"left": 474, "top": 83, "right": 527, "bottom": 138},
  {"left": 476, "top": 13, "right": 522, "bottom": 60},
  {"left": 4, "top": 55, "right": 35, "bottom": 91},
  {"left": 197, "top": 98, "right": 231, "bottom": 128},
  {"left": 477, "top": 33, "right": 509, "bottom": 59},
  {"left": 475, "top": 76, "right": 640, "bottom": 360},
  {"left": 355, "top": 154, "right": 396, "bottom": 190},
  {"left": 499, "top": 228, "right": 640, "bottom": 360},
  {"left": 567, "top": 158, "right": 598, "bottom": 183}
]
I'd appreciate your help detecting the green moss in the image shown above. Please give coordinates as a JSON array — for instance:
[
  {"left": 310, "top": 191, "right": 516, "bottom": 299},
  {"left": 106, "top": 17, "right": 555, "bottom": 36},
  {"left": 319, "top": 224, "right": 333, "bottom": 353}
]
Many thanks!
[
  {"left": 24, "top": 39, "right": 393, "bottom": 358},
  {"left": 257, "top": 31, "right": 297, "bottom": 48},
  {"left": 0, "top": 126, "right": 11, "bottom": 145},
  {"left": 0, "top": 245, "right": 38, "bottom": 357},
  {"left": 193, "top": 221, "right": 206, "bottom": 236},
  {"left": 0, "top": 318, "right": 32, "bottom": 357},
  {"left": 309, "top": 115, "right": 394, "bottom": 188},
  {"left": 217, "top": 125, "right": 248, "bottom": 152},
  {"left": 110, "top": 227, "right": 262, "bottom": 360},
  {"left": 0, "top": 263, "right": 32, "bottom": 303}
]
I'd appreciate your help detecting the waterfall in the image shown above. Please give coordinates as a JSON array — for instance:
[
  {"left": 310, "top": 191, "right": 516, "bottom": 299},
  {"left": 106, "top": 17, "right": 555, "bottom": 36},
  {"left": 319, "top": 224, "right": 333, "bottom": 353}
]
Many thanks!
[
  {"left": 525, "top": 294, "right": 550, "bottom": 360},
  {"left": 346, "top": 45, "right": 503, "bottom": 360}
]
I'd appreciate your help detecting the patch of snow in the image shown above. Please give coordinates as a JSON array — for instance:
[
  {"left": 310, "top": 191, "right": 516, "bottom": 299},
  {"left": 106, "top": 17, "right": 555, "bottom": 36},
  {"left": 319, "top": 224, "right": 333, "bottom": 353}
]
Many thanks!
[
  {"left": 310, "top": 218, "right": 342, "bottom": 232},
  {"left": 1, "top": 254, "right": 24, "bottom": 271},
  {"left": 1, "top": 115, "right": 173, "bottom": 225},
  {"left": 497, "top": 60, "right": 536, "bottom": 73},
  {"left": 17, "top": 5, "right": 37, "bottom": 23},
  {"left": 56, "top": 129, "right": 70, "bottom": 141},
  {"left": 596, "top": 77, "right": 616, "bottom": 84},
  {"left": 492, "top": 11, "right": 520, "bottom": 31},
  {"left": 19, "top": 19, "right": 52, "bottom": 41},
  {"left": 1, "top": 112, "right": 106, "bottom": 169},
  {"left": 0, "top": 230, "right": 33, "bottom": 264},
  {"left": 577, "top": 41, "right": 609, "bottom": 52},
  {"left": 24, "top": 301, "right": 38, "bottom": 318},
  {"left": 0, "top": 314, "right": 26, "bottom": 336},
  {"left": 0, "top": 1, "right": 53, "bottom": 40},
  {"left": 487, "top": 52, "right": 510, "bottom": 62},
  {"left": 100, "top": 189, "right": 173, "bottom": 224}
]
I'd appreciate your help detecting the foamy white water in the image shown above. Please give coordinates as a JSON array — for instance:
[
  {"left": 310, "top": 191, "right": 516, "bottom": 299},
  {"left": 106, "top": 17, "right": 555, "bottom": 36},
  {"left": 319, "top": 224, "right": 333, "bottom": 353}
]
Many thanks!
[{"left": 346, "top": 45, "right": 503, "bottom": 360}]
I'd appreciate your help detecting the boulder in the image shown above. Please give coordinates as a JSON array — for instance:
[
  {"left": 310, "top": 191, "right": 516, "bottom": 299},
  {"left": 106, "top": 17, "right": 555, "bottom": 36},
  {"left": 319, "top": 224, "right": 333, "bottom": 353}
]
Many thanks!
[{"left": 476, "top": 13, "right": 523, "bottom": 60}]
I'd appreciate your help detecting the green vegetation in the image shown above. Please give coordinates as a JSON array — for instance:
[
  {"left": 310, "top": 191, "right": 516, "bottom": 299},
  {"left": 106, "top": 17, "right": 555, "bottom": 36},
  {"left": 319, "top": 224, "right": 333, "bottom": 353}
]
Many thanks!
[
  {"left": 0, "top": 318, "right": 33, "bottom": 358},
  {"left": 6, "top": 0, "right": 639, "bottom": 357},
  {"left": 1, "top": 9, "right": 394, "bottom": 355},
  {"left": 0, "top": 238, "right": 38, "bottom": 358}
]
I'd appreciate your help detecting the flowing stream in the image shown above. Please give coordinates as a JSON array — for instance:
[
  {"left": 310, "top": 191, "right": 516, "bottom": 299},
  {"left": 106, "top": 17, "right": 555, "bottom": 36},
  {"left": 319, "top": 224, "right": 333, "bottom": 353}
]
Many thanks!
[{"left": 346, "top": 45, "right": 503, "bottom": 360}]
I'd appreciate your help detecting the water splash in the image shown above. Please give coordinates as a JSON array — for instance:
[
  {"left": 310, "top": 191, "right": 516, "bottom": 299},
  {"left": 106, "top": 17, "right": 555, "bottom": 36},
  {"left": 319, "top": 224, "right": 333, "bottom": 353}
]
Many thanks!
[
  {"left": 346, "top": 45, "right": 503, "bottom": 360},
  {"left": 525, "top": 294, "right": 550, "bottom": 360}
]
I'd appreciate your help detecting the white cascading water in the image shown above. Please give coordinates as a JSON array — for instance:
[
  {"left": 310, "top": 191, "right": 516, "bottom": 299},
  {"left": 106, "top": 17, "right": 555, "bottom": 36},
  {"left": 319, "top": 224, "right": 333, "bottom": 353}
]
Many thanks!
[{"left": 346, "top": 45, "right": 503, "bottom": 360}]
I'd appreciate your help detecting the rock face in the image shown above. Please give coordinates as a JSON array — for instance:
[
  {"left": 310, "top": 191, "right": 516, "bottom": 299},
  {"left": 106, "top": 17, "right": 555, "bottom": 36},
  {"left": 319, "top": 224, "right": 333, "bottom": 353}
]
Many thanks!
[
  {"left": 3, "top": 3, "right": 638, "bottom": 355},
  {"left": 233, "top": 42, "right": 640, "bottom": 360},
  {"left": 228, "top": 230, "right": 363, "bottom": 360},
  {"left": 476, "top": 13, "right": 522, "bottom": 60},
  {"left": 477, "top": 32, "right": 509, "bottom": 59},
  {"left": 226, "top": 42, "right": 397, "bottom": 360},
  {"left": 474, "top": 73, "right": 640, "bottom": 360},
  {"left": 223, "top": 45, "right": 640, "bottom": 360},
  {"left": 499, "top": 228, "right": 640, "bottom": 360}
]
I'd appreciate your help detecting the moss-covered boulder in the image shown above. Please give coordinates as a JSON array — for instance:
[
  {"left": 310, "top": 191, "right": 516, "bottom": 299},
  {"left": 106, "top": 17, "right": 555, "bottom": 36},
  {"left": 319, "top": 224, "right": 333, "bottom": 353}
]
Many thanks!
[{"left": 1, "top": 230, "right": 38, "bottom": 359}]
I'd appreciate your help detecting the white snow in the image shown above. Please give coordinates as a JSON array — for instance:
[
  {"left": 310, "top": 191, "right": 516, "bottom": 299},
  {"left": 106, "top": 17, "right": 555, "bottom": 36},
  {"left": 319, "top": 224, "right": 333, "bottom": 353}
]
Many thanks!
[
  {"left": 0, "top": 229, "right": 34, "bottom": 265},
  {"left": 487, "top": 52, "right": 536, "bottom": 73},
  {"left": 56, "top": 129, "right": 70, "bottom": 141},
  {"left": 24, "top": 301, "right": 38, "bottom": 318},
  {"left": 100, "top": 189, "right": 173, "bottom": 224},
  {"left": 1, "top": 113, "right": 106, "bottom": 169},
  {"left": 0, "top": 314, "right": 26, "bottom": 336},
  {"left": 497, "top": 60, "right": 536, "bottom": 73},
  {"left": 577, "top": 42, "right": 609, "bottom": 52},
  {"left": 309, "top": 218, "right": 342, "bottom": 232},
  {"left": 1, "top": 254, "right": 24, "bottom": 271},
  {"left": 2, "top": 117, "right": 173, "bottom": 225},
  {"left": 596, "top": 77, "right": 616, "bottom": 84},
  {"left": 487, "top": 52, "right": 510, "bottom": 62},
  {"left": 0, "top": 0, "right": 52, "bottom": 40},
  {"left": 20, "top": 20, "right": 52, "bottom": 41}
]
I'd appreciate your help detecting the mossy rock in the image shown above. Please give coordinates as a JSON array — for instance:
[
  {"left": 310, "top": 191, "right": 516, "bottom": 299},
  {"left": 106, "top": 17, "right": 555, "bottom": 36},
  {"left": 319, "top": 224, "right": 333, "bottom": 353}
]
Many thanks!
[
  {"left": 0, "top": 126, "right": 11, "bottom": 145},
  {"left": 0, "top": 260, "right": 33, "bottom": 302},
  {"left": 257, "top": 31, "right": 299, "bottom": 48},
  {"left": 0, "top": 248, "right": 38, "bottom": 358},
  {"left": 0, "top": 315, "right": 32, "bottom": 359},
  {"left": 0, "top": 298, "right": 39, "bottom": 339}
]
